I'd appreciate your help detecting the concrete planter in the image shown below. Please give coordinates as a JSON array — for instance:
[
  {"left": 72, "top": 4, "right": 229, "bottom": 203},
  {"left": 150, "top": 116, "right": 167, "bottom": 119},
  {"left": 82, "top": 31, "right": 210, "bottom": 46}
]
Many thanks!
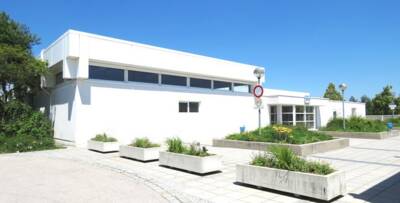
[
  {"left": 320, "top": 130, "right": 400, "bottom": 139},
  {"left": 119, "top": 145, "right": 160, "bottom": 161},
  {"left": 236, "top": 164, "right": 346, "bottom": 201},
  {"left": 213, "top": 138, "right": 349, "bottom": 156},
  {"left": 87, "top": 140, "right": 119, "bottom": 152},
  {"left": 159, "top": 151, "right": 222, "bottom": 174}
]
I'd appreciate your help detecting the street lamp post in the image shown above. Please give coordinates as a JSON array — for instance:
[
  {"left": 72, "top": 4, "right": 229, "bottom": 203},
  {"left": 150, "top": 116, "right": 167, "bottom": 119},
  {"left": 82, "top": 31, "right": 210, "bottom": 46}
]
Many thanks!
[
  {"left": 339, "top": 83, "right": 347, "bottom": 130},
  {"left": 389, "top": 102, "right": 397, "bottom": 119},
  {"left": 253, "top": 68, "right": 265, "bottom": 135}
]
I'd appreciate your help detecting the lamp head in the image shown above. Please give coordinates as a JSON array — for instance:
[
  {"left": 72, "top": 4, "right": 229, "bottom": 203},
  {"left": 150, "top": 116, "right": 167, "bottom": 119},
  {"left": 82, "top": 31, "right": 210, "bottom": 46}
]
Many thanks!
[
  {"left": 389, "top": 102, "right": 397, "bottom": 110},
  {"left": 253, "top": 68, "right": 265, "bottom": 79},
  {"left": 339, "top": 83, "right": 347, "bottom": 91},
  {"left": 304, "top": 96, "right": 311, "bottom": 105}
]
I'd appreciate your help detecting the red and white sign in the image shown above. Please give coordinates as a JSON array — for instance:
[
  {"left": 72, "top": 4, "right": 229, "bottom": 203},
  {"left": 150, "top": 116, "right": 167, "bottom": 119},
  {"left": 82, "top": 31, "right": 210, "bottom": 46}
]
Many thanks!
[{"left": 253, "top": 85, "right": 264, "bottom": 98}]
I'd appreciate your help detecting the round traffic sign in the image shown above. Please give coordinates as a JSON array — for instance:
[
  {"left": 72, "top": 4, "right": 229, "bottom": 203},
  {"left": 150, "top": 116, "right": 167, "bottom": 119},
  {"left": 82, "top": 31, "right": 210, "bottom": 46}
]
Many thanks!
[{"left": 253, "top": 85, "right": 264, "bottom": 98}]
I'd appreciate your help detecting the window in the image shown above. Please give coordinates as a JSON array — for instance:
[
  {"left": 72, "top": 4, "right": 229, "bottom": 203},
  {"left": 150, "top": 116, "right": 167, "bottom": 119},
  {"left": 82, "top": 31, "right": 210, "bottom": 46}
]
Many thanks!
[
  {"left": 179, "top": 102, "right": 188, "bottom": 112},
  {"left": 282, "top": 105, "right": 293, "bottom": 126},
  {"left": 213, "top": 81, "right": 232, "bottom": 91},
  {"left": 189, "top": 102, "right": 199, "bottom": 112},
  {"left": 295, "top": 106, "right": 305, "bottom": 127},
  {"left": 190, "top": 78, "right": 211, "bottom": 89},
  {"left": 233, "top": 83, "right": 251, "bottom": 93},
  {"left": 179, "top": 102, "right": 200, "bottom": 113},
  {"left": 89, "top": 65, "right": 124, "bottom": 81},
  {"left": 352, "top": 108, "right": 357, "bottom": 116},
  {"left": 55, "top": 72, "right": 63, "bottom": 85},
  {"left": 305, "top": 106, "right": 315, "bottom": 128},
  {"left": 162, "top": 74, "right": 187, "bottom": 86},
  {"left": 128, "top": 70, "right": 158, "bottom": 84},
  {"left": 270, "top": 105, "right": 278, "bottom": 124},
  {"left": 333, "top": 111, "right": 337, "bottom": 119}
]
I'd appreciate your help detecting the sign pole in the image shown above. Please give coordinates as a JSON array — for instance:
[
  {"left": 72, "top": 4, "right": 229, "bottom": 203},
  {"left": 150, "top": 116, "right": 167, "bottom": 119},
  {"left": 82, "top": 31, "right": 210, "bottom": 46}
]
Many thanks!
[
  {"left": 253, "top": 68, "right": 265, "bottom": 136},
  {"left": 257, "top": 78, "right": 261, "bottom": 135}
]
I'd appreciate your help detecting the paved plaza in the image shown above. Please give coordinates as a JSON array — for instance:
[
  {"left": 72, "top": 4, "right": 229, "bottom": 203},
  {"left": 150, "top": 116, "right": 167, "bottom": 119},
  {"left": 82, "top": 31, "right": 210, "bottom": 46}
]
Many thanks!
[{"left": 1, "top": 136, "right": 400, "bottom": 203}]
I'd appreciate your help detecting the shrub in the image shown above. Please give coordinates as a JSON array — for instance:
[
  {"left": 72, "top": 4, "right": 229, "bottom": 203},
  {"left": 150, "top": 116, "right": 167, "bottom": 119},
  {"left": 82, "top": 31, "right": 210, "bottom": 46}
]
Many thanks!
[
  {"left": 387, "top": 117, "right": 400, "bottom": 127},
  {"left": 226, "top": 125, "right": 332, "bottom": 144},
  {"left": 250, "top": 146, "right": 334, "bottom": 175},
  {"left": 165, "top": 137, "right": 211, "bottom": 157},
  {"left": 0, "top": 100, "right": 56, "bottom": 153},
  {"left": 91, "top": 133, "right": 117, "bottom": 142},
  {"left": 323, "top": 117, "right": 387, "bottom": 132},
  {"left": 130, "top": 137, "right": 160, "bottom": 148}
]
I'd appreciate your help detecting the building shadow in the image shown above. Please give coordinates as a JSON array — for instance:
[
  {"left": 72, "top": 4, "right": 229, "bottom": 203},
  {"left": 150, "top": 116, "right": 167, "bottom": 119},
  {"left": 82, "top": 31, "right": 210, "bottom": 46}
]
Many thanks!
[{"left": 348, "top": 172, "right": 400, "bottom": 203}]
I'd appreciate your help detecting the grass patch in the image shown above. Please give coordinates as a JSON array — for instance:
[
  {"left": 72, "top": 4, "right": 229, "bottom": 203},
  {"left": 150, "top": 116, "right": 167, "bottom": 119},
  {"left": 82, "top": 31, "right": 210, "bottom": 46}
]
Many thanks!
[
  {"left": 322, "top": 117, "right": 387, "bottom": 132},
  {"left": 251, "top": 146, "right": 334, "bottom": 175},
  {"left": 166, "top": 137, "right": 212, "bottom": 157},
  {"left": 130, "top": 137, "right": 160, "bottom": 148},
  {"left": 226, "top": 125, "right": 332, "bottom": 144},
  {"left": 91, "top": 133, "right": 118, "bottom": 142}
]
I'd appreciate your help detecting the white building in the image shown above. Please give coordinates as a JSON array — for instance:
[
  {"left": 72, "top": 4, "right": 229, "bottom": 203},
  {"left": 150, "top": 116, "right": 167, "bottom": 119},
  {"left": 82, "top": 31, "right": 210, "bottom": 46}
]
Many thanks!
[{"left": 35, "top": 30, "right": 365, "bottom": 147}]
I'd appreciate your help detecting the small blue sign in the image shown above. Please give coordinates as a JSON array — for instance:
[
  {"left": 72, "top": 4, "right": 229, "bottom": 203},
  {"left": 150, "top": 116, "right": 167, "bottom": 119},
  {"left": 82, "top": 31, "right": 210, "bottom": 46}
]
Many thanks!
[
  {"left": 387, "top": 122, "right": 393, "bottom": 130},
  {"left": 240, "top": 126, "right": 246, "bottom": 133}
]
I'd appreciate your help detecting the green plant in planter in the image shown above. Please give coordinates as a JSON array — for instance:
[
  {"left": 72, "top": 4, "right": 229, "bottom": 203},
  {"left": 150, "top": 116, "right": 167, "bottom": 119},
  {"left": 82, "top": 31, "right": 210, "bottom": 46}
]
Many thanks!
[
  {"left": 165, "top": 137, "right": 211, "bottom": 157},
  {"left": 91, "top": 133, "right": 117, "bottom": 142},
  {"left": 226, "top": 125, "right": 332, "bottom": 144},
  {"left": 251, "top": 146, "right": 334, "bottom": 175},
  {"left": 166, "top": 137, "right": 186, "bottom": 153},
  {"left": 186, "top": 142, "right": 210, "bottom": 157},
  {"left": 130, "top": 137, "right": 160, "bottom": 148}
]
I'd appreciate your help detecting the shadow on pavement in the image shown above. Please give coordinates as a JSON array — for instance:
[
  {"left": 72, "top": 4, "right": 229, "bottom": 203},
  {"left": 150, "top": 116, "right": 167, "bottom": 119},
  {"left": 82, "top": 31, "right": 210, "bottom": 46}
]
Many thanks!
[{"left": 349, "top": 172, "right": 400, "bottom": 203}]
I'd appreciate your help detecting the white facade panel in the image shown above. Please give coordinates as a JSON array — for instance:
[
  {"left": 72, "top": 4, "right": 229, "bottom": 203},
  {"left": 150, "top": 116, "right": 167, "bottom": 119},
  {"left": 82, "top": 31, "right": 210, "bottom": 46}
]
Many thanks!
[{"left": 42, "top": 30, "right": 263, "bottom": 83}]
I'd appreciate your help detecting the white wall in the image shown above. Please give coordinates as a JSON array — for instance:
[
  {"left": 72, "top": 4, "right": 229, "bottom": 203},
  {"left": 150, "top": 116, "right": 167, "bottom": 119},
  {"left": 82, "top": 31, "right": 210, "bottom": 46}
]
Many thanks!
[
  {"left": 319, "top": 100, "right": 366, "bottom": 127},
  {"left": 70, "top": 79, "right": 268, "bottom": 147},
  {"left": 37, "top": 79, "right": 365, "bottom": 147}
]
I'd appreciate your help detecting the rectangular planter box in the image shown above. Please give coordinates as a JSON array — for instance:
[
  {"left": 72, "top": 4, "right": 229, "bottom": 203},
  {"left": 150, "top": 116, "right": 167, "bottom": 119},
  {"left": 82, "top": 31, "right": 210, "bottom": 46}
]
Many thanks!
[
  {"left": 87, "top": 140, "right": 119, "bottom": 152},
  {"left": 119, "top": 145, "right": 160, "bottom": 161},
  {"left": 213, "top": 138, "right": 349, "bottom": 156},
  {"left": 236, "top": 164, "right": 346, "bottom": 201},
  {"left": 159, "top": 151, "right": 222, "bottom": 174},
  {"left": 320, "top": 130, "right": 400, "bottom": 139}
]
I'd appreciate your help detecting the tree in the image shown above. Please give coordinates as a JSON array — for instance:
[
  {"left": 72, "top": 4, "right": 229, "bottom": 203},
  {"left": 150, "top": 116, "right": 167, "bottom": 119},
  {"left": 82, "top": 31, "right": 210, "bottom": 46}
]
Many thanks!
[
  {"left": 0, "top": 12, "right": 47, "bottom": 106},
  {"left": 360, "top": 95, "right": 373, "bottom": 115},
  {"left": 349, "top": 96, "right": 358, "bottom": 102},
  {"left": 371, "top": 85, "right": 395, "bottom": 115},
  {"left": 395, "top": 96, "right": 400, "bottom": 114},
  {"left": 323, "top": 83, "right": 343, "bottom": 101}
]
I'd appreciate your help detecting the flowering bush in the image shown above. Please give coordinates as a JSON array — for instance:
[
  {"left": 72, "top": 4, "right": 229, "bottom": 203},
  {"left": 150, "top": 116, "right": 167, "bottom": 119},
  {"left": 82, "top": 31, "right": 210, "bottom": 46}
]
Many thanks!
[
  {"left": 272, "top": 126, "right": 293, "bottom": 142},
  {"left": 272, "top": 126, "right": 292, "bottom": 134}
]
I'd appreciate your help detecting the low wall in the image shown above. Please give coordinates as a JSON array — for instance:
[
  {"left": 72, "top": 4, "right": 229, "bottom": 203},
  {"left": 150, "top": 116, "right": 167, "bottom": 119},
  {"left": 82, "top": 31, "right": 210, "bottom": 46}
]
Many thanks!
[
  {"left": 212, "top": 138, "right": 349, "bottom": 156},
  {"left": 366, "top": 115, "right": 400, "bottom": 121},
  {"left": 320, "top": 130, "right": 400, "bottom": 139}
]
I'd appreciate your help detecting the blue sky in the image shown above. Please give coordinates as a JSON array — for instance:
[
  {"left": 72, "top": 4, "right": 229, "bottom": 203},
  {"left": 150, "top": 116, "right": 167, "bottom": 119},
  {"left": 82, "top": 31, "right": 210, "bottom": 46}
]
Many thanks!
[{"left": 1, "top": 0, "right": 399, "bottom": 99}]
